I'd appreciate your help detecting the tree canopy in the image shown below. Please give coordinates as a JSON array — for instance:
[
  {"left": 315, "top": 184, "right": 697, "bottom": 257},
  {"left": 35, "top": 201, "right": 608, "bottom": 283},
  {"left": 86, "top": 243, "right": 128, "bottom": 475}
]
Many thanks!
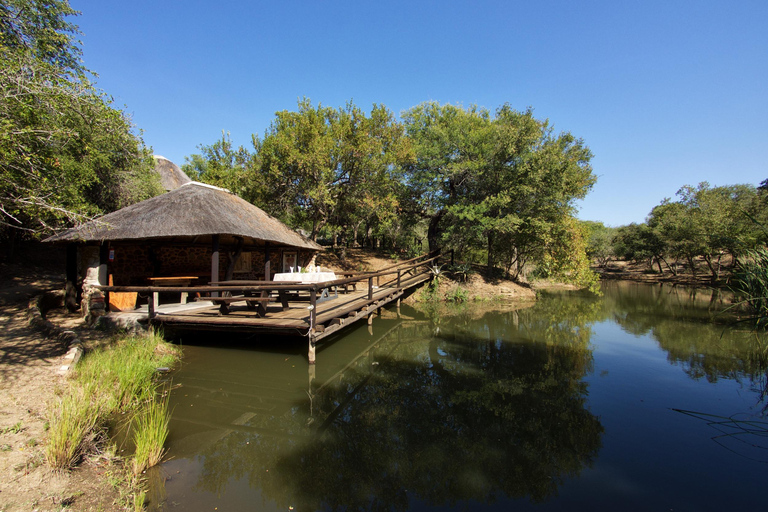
[
  {"left": 184, "top": 100, "right": 598, "bottom": 288},
  {"left": 0, "top": 0, "right": 162, "bottom": 250}
]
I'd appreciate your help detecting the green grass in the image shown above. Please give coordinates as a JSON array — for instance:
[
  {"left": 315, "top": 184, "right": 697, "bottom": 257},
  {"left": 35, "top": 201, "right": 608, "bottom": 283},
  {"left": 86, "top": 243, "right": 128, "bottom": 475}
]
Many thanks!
[
  {"left": 45, "top": 330, "right": 180, "bottom": 472},
  {"left": 732, "top": 248, "right": 768, "bottom": 326},
  {"left": 131, "top": 395, "right": 170, "bottom": 475},
  {"left": 45, "top": 387, "right": 101, "bottom": 469},
  {"left": 0, "top": 421, "right": 23, "bottom": 435}
]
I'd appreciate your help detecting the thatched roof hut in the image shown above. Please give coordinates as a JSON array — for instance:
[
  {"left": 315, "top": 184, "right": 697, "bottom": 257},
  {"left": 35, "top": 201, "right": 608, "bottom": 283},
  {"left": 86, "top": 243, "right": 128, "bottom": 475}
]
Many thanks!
[
  {"left": 45, "top": 182, "right": 322, "bottom": 309},
  {"left": 153, "top": 155, "right": 191, "bottom": 191},
  {"left": 46, "top": 181, "right": 321, "bottom": 251}
]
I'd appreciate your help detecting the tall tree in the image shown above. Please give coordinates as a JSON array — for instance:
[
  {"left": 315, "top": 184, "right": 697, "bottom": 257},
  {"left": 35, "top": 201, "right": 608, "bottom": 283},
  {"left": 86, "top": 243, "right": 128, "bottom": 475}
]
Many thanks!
[
  {"left": 402, "top": 102, "right": 596, "bottom": 287},
  {"left": 182, "top": 131, "right": 261, "bottom": 202},
  {"left": 401, "top": 102, "right": 493, "bottom": 252},
  {"left": 0, "top": 0, "right": 161, "bottom": 251},
  {"left": 258, "top": 99, "right": 410, "bottom": 242}
]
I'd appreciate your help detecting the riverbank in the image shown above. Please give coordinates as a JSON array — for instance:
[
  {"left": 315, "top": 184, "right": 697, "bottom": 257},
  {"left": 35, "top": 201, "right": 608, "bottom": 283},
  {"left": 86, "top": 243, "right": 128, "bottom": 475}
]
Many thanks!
[
  {"left": 316, "top": 248, "right": 538, "bottom": 302},
  {"left": 0, "top": 300, "right": 126, "bottom": 511},
  {"left": 594, "top": 258, "right": 734, "bottom": 288}
]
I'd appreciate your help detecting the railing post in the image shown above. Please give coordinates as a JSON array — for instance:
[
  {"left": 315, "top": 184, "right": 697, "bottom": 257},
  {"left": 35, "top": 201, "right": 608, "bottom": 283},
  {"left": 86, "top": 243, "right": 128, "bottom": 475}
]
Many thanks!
[
  {"left": 310, "top": 288, "right": 317, "bottom": 329},
  {"left": 397, "top": 269, "right": 401, "bottom": 288},
  {"left": 368, "top": 277, "right": 373, "bottom": 301},
  {"left": 148, "top": 291, "right": 157, "bottom": 319}
]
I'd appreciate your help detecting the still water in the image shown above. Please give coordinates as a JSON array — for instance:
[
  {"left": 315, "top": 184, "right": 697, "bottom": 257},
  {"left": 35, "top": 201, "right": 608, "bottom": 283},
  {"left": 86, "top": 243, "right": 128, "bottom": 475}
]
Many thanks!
[{"left": 149, "top": 282, "right": 767, "bottom": 511}]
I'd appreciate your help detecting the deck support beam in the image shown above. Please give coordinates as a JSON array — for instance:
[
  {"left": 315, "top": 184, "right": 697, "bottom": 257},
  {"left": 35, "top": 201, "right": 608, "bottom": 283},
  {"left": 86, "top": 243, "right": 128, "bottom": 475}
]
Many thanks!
[{"left": 211, "top": 235, "right": 220, "bottom": 297}]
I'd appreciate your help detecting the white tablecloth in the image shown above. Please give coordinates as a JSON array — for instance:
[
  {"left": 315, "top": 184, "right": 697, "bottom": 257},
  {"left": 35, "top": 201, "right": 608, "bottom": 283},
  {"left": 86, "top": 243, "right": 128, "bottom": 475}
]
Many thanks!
[{"left": 272, "top": 272, "right": 337, "bottom": 283}]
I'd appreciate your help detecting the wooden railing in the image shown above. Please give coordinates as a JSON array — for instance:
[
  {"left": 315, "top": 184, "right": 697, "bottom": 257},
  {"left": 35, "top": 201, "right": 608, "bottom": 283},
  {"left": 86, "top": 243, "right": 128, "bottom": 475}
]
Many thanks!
[{"left": 96, "top": 252, "right": 440, "bottom": 326}]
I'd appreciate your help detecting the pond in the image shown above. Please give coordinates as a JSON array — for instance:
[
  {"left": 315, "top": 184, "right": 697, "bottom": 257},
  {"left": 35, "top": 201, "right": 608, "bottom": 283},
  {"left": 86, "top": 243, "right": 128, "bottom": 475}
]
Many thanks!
[{"left": 148, "top": 281, "right": 768, "bottom": 511}]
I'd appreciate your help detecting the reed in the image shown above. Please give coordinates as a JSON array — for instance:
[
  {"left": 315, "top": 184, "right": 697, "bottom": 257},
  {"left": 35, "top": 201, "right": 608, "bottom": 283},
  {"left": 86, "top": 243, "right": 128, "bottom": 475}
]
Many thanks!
[
  {"left": 131, "top": 395, "right": 170, "bottom": 475},
  {"left": 732, "top": 248, "right": 768, "bottom": 325},
  {"left": 45, "top": 387, "right": 101, "bottom": 469},
  {"left": 46, "top": 330, "right": 180, "bottom": 472}
]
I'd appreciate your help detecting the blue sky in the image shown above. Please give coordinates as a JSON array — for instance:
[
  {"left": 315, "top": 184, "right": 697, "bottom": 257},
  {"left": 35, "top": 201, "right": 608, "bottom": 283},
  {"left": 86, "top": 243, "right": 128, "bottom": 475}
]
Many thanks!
[{"left": 70, "top": 0, "right": 767, "bottom": 227}]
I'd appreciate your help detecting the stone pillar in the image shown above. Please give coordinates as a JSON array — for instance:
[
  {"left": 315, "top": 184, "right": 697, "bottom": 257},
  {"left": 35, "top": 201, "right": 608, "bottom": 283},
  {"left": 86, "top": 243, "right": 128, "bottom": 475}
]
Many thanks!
[{"left": 80, "top": 245, "right": 106, "bottom": 324}]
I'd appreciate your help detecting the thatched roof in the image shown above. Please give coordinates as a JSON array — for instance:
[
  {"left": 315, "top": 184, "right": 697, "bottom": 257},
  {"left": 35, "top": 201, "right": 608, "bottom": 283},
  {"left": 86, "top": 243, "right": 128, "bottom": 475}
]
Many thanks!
[
  {"left": 45, "top": 182, "right": 323, "bottom": 251},
  {"left": 153, "top": 155, "right": 191, "bottom": 191}
]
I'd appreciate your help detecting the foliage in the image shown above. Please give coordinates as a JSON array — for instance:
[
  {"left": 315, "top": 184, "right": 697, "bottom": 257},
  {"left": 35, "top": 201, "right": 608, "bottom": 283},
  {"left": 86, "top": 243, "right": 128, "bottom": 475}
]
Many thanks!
[
  {"left": 582, "top": 220, "right": 616, "bottom": 267},
  {"left": 45, "top": 385, "right": 101, "bottom": 469},
  {"left": 401, "top": 102, "right": 597, "bottom": 287},
  {"left": 130, "top": 395, "right": 170, "bottom": 475},
  {"left": 446, "top": 285, "right": 469, "bottom": 303},
  {"left": 611, "top": 182, "right": 764, "bottom": 280},
  {"left": 182, "top": 131, "right": 260, "bottom": 201},
  {"left": 0, "top": 0, "right": 162, "bottom": 245},
  {"left": 732, "top": 248, "right": 768, "bottom": 326},
  {"left": 256, "top": 99, "right": 412, "bottom": 244}
]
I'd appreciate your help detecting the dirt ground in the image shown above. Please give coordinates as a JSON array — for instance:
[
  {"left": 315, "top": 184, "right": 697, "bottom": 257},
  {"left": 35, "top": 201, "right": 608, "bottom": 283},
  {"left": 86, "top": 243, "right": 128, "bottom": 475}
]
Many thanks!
[
  {"left": 0, "top": 248, "right": 124, "bottom": 511},
  {"left": 595, "top": 257, "right": 735, "bottom": 288},
  {"left": 315, "top": 247, "right": 538, "bottom": 302}
]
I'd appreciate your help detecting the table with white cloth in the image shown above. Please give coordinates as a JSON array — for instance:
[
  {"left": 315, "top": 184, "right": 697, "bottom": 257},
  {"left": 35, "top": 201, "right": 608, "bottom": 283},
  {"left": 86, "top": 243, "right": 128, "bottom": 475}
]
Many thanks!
[{"left": 273, "top": 271, "right": 338, "bottom": 302}]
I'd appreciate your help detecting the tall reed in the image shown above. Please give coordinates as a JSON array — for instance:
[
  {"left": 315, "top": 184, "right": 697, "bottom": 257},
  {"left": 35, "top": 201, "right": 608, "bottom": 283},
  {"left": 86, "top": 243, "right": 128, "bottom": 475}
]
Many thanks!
[
  {"left": 131, "top": 394, "right": 170, "bottom": 475},
  {"left": 45, "top": 386, "right": 101, "bottom": 469},
  {"left": 732, "top": 248, "right": 768, "bottom": 326},
  {"left": 46, "top": 330, "right": 180, "bottom": 471}
]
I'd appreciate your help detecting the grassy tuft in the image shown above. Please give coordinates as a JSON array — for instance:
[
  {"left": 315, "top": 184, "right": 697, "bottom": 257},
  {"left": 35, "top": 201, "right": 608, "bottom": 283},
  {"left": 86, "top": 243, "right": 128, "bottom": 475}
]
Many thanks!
[
  {"left": 732, "top": 248, "right": 768, "bottom": 326},
  {"left": 45, "top": 387, "right": 101, "bottom": 470},
  {"left": 131, "top": 395, "right": 170, "bottom": 475},
  {"left": 46, "top": 329, "right": 180, "bottom": 474}
]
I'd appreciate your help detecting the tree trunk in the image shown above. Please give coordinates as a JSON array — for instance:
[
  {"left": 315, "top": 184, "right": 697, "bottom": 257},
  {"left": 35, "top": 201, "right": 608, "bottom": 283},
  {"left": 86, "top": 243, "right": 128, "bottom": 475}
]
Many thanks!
[
  {"left": 660, "top": 256, "right": 677, "bottom": 276},
  {"left": 427, "top": 211, "right": 445, "bottom": 254},
  {"left": 487, "top": 232, "right": 495, "bottom": 273},
  {"left": 687, "top": 256, "right": 697, "bottom": 277}
]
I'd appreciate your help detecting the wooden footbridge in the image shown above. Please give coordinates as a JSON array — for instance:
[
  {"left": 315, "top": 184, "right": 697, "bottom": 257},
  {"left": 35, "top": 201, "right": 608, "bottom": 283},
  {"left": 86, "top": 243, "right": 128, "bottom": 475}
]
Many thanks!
[{"left": 98, "top": 253, "right": 438, "bottom": 363}]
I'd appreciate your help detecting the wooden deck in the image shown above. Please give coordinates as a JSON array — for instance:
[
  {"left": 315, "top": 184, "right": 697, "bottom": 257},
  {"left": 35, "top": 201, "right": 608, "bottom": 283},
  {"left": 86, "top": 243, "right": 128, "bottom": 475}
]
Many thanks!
[
  {"left": 155, "top": 272, "right": 429, "bottom": 337},
  {"left": 97, "top": 253, "right": 437, "bottom": 363}
]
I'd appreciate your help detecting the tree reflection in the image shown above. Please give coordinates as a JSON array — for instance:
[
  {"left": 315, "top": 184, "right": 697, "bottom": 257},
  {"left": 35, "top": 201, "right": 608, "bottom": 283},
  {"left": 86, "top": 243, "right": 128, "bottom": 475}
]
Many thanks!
[
  {"left": 601, "top": 282, "right": 768, "bottom": 406},
  {"left": 187, "top": 304, "right": 603, "bottom": 511}
]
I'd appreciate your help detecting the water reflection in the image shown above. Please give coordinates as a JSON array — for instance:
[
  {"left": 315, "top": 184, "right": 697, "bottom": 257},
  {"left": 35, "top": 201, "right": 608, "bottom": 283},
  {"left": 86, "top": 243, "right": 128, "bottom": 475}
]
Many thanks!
[
  {"left": 151, "top": 282, "right": 768, "bottom": 511},
  {"left": 594, "top": 282, "right": 768, "bottom": 405}
]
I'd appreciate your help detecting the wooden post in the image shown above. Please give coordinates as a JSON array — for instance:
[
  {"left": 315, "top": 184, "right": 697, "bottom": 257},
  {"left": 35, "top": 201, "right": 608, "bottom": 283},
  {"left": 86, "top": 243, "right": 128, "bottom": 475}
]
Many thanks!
[
  {"left": 148, "top": 291, "right": 156, "bottom": 319},
  {"left": 99, "top": 242, "right": 109, "bottom": 307},
  {"left": 367, "top": 277, "right": 374, "bottom": 325},
  {"left": 264, "top": 242, "right": 271, "bottom": 280},
  {"left": 211, "top": 235, "right": 220, "bottom": 297},
  {"left": 310, "top": 288, "right": 317, "bottom": 328},
  {"left": 308, "top": 288, "right": 317, "bottom": 365},
  {"left": 397, "top": 269, "right": 401, "bottom": 288}
]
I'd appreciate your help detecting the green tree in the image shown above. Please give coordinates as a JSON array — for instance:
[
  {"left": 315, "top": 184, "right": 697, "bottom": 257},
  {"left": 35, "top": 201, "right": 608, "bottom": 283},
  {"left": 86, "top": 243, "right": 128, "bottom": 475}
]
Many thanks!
[
  {"left": 0, "top": 0, "right": 161, "bottom": 251},
  {"left": 402, "top": 102, "right": 596, "bottom": 288},
  {"left": 613, "top": 222, "right": 670, "bottom": 273},
  {"left": 583, "top": 221, "right": 616, "bottom": 268},
  {"left": 401, "top": 102, "right": 494, "bottom": 253},
  {"left": 258, "top": 99, "right": 410, "bottom": 242},
  {"left": 182, "top": 131, "right": 261, "bottom": 202},
  {"left": 646, "top": 182, "right": 760, "bottom": 280}
]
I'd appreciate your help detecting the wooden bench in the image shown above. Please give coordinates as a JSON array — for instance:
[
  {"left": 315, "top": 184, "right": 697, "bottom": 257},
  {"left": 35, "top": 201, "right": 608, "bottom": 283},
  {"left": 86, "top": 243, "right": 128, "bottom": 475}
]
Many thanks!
[{"left": 195, "top": 295, "right": 275, "bottom": 316}]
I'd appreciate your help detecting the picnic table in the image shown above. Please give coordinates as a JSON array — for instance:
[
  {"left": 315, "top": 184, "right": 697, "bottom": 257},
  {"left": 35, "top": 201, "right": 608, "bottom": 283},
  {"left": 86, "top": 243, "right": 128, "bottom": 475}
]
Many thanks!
[
  {"left": 203, "top": 280, "right": 291, "bottom": 316},
  {"left": 146, "top": 276, "right": 199, "bottom": 306},
  {"left": 273, "top": 272, "right": 338, "bottom": 302}
]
